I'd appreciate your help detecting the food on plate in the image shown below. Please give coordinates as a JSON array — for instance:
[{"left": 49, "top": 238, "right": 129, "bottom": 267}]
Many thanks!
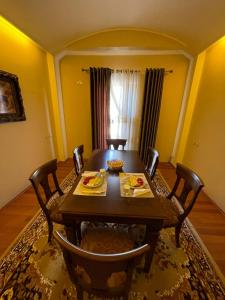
[
  {"left": 107, "top": 159, "right": 124, "bottom": 170},
  {"left": 83, "top": 176, "right": 102, "bottom": 187},
  {"left": 129, "top": 175, "right": 144, "bottom": 188},
  {"left": 82, "top": 176, "right": 94, "bottom": 185}
]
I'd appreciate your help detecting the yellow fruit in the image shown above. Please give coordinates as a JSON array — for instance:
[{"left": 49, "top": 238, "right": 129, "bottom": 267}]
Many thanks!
[
  {"left": 129, "top": 176, "right": 136, "bottom": 187},
  {"left": 107, "top": 160, "right": 123, "bottom": 169},
  {"left": 88, "top": 177, "right": 101, "bottom": 186}
]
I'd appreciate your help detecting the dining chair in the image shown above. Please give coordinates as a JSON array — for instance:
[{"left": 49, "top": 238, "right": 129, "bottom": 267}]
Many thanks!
[
  {"left": 146, "top": 147, "right": 159, "bottom": 180},
  {"left": 54, "top": 229, "right": 149, "bottom": 300},
  {"left": 73, "top": 144, "right": 84, "bottom": 176},
  {"left": 106, "top": 138, "right": 127, "bottom": 150},
  {"left": 29, "top": 159, "right": 69, "bottom": 242},
  {"left": 161, "top": 163, "right": 204, "bottom": 247}
]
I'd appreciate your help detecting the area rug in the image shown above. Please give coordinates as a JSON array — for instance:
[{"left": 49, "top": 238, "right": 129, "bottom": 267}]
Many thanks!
[{"left": 0, "top": 171, "right": 225, "bottom": 300}]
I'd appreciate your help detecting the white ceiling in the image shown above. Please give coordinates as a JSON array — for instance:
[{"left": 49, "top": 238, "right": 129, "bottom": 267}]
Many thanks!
[{"left": 1, "top": 0, "right": 225, "bottom": 54}]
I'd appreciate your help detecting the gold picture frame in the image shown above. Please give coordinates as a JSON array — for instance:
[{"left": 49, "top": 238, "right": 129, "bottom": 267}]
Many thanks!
[{"left": 0, "top": 70, "right": 26, "bottom": 123}]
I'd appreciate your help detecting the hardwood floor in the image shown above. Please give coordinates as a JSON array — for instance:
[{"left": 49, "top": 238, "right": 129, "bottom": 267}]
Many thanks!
[{"left": 0, "top": 159, "right": 225, "bottom": 278}]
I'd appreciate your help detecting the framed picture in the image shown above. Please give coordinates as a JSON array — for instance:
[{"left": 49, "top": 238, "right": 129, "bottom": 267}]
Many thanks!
[{"left": 0, "top": 70, "right": 26, "bottom": 123}]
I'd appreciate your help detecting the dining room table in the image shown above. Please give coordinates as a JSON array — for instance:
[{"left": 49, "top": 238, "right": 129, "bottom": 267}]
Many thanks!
[{"left": 58, "top": 149, "right": 167, "bottom": 273}]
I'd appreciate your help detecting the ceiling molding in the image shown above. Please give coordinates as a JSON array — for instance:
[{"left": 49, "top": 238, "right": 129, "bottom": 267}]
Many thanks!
[{"left": 55, "top": 49, "right": 193, "bottom": 61}]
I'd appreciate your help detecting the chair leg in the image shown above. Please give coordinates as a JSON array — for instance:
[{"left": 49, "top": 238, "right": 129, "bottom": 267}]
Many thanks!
[
  {"left": 47, "top": 221, "right": 53, "bottom": 243},
  {"left": 76, "top": 222, "right": 82, "bottom": 244},
  {"left": 175, "top": 223, "right": 182, "bottom": 247},
  {"left": 76, "top": 286, "right": 83, "bottom": 300}
]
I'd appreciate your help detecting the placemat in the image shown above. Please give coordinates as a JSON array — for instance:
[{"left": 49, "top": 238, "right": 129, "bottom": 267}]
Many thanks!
[
  {"left": 120, "top": 172, "right": 154, "bottom": 198},
  {"left": 73, "top": 171, "right": 107, "bottom": 196}
]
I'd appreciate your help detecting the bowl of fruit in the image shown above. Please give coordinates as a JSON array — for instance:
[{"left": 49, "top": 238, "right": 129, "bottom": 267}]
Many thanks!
[
  {"left": 107, "top": 159, "right": 124, "bottom": 171},
  {"left": 129, "top": 175, "right": 145, "bottom": 189},
  {"left": 82, "top": 174, "right": 103, "bottom": 188}
]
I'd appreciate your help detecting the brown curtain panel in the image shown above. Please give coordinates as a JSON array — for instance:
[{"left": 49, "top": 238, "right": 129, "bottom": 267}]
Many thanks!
[
  {"left": 139, "top": 68, "right": 165, "bottom": 164},
  {"left": 90, "top": 67, "right": 112, "bottom": 150}
]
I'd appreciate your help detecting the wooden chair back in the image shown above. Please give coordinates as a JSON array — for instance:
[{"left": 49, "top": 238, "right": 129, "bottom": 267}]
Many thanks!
[
  {"left": 29, "top": 159, "right": 63, "bottom": 241},
  {"left": 29, "top": 159, "right": 63, "bottom": 207},
  {"left": 106, "top": 138, "right": 127, "bottom": 150},
  {"left": 73, "top": 145, "right": 84, "bottom": 176},
  {"left": 168, "top": 163, "right": 204, "bottom": 222},
  {"left": 146, "top": 147, "right": 159, "bottom": 180},
  {"left": 54, "top": 230, "right": 150, "bottom": 299}
]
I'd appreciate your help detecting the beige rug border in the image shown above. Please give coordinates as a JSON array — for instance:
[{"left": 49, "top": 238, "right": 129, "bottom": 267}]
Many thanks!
[{"left": 157, "top": 169, "right": 225, "bottom": 286}]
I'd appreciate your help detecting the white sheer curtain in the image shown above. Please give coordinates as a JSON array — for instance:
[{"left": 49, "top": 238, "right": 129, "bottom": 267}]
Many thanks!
[{"left": 109, "top": 70, "right": 142, "bottom": 150}]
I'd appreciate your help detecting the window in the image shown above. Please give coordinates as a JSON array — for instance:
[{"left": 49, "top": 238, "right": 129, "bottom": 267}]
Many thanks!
[{"left": 109, "top": 71, "right": 142, "bottom": 150}]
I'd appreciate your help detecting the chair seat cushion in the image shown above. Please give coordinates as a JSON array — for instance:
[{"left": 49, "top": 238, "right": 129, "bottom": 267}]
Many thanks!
[
  {"left": 76, "top": 227, "right": 134, "bottom": 288},
  {"left": 49, "top": 194, "right": 66, "bottom": 223},
  {"left": 81, "top": 227, "right": 134, "bottom": 253},
  {"left": 159, "top": 196, "right": 180, "bottom": 227}
]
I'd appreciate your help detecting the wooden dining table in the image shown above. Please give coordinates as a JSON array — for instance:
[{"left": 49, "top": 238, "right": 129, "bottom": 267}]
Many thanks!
[{"left": 59, "top": 149, "right": 167, "bottom": 273}]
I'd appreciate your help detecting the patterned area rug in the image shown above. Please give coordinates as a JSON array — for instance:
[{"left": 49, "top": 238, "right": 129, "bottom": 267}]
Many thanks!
[{"left": 0, "top": 170, "right": 225, "bottom": 300}]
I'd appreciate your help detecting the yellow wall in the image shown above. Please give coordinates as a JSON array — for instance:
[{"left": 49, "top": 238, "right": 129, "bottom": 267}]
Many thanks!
[
  {"left": 0, "top": 17, "right": 54, "bottom": 207},
  {"left": 66, "top": 29, "right": 185, "bottom": 51},
  {"left": 182, "top": 36, "right": 225, "bottom": 211},
  {"left": 60, "top": 53, "right": 189, "bottom": 160}
]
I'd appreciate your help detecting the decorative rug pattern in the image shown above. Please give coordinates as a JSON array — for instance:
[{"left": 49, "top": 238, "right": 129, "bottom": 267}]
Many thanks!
[{"left": 0, "top": 170, "right": 225, "bottom": 299}]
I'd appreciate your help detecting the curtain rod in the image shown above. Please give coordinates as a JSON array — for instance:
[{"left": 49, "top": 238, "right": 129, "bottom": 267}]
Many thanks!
[{"left": 81, "top": 68, "right": 173, "bottom": 74}]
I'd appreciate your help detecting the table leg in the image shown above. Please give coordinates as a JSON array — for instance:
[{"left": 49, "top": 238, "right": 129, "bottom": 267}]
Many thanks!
[
  {"left": 64, "top": 222, "right": 81, "bottom": 245},
  {"left": 143, "top": 225, "right": 160, "bottom": 273}
]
